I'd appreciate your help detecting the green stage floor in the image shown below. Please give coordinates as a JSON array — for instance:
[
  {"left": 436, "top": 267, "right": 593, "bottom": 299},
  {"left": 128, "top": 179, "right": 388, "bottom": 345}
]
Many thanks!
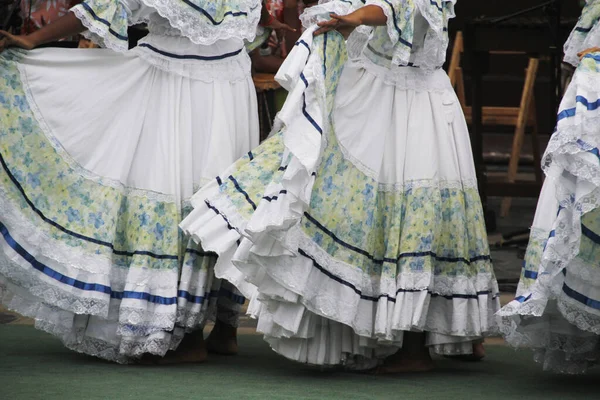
[{"left": 0, "top": 325, "right": 597, "bottom": 400}]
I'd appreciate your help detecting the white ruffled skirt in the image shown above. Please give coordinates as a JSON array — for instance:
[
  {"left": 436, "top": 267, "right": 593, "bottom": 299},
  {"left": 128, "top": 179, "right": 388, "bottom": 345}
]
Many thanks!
[
  {"left": 181, "top": 28, "right": 499, "bottom": 366},
  {"left": 0, "top": 35, "right": 258, "bottom": 362},
  {"left": 499, "top": 53, "right": 600, "bottom": 374}
]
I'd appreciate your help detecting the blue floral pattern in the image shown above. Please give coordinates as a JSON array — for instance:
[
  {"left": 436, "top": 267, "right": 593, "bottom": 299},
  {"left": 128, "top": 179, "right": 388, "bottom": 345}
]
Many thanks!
[
  {"left": 515, "top": 227, "right": 548, "bottom": 294},
  {"left": 0, "top": 42, "right": 243, "bottom": 361},
  {"left": 205, "top": 28, "right": 492, "bottom": 284},
  {"left": 214, "top": 133, "right": 286, "bottom": 221},
  {"left": 302, "top": 129, "right": 490, "bottom": 279},
  {"left": 0, "top": 51, "right": 179, "bottom": 272},
  {"left": 212, "top": 134, "right": 490, "bottom": 283}
]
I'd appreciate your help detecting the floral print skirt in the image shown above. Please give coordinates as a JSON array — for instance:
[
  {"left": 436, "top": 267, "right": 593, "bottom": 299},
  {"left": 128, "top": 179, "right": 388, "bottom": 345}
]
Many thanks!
[
  {"left": 0, "top": 44, "right": 257, "bottom": 363},
  {"left": 181, "top": 28, "right": 500, "bottom": 367},
  {"left": 499, "top": 52, "right": 600, "bottom": 374}
]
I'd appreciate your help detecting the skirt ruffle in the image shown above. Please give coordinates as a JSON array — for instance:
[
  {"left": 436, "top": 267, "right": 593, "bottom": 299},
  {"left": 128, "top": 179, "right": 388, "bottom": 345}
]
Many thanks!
[
  {"left": 181, "top": 26, "right": 499, "bottom": 366},
  {"left": 0, "top": 47, "right": 256, "bottom": 362},
  {"left": 498, "top": 53, "right": 600, "bottom": 374}
]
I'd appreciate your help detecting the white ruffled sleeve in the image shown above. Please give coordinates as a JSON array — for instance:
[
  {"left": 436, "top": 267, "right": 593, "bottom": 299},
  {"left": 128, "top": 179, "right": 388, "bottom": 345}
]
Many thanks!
[
  {"left": 351, "top": 0, "right": 455, "bottom": 71},
  {"left": 71, "top": 0, "right": 142, "bottom": 52},
  {"left": 138, "top": 0, "right": 262, "bottom": 45},
  {"left": 72, "top": 0, "right": 263, "bottom": 50},
  {"left": 364, "top": 0, "right": 416, "bottom": 67},
  {"left": 564, "top": 0, "right": 600, "bottom": 67},
  {"left": 413, "top": 0, "right": 455, "bottom": 71}
]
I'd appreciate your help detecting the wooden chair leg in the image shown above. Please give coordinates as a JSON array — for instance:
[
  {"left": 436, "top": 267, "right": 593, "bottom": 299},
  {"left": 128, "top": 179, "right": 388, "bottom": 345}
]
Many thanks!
[
  {"left": 259, "top": 91, "right": 272, "bottom": 142},
  {"left": 264, "top": 90, "right": 273, "bottom": 134},
  {"left": 501, "top": 58, "right": 540, "bottom": 217},
  {"left": 257, "top": 90, "right": 266, "bottom": 142},
  {"left": 448, "top": 31, "right": 463, "bottom": 87},
  {"left": 456, "top": 68, "right": 466, "bottom": 108},
  {"left": 530, "top": 96, "right": 543, "bottom": 184}
]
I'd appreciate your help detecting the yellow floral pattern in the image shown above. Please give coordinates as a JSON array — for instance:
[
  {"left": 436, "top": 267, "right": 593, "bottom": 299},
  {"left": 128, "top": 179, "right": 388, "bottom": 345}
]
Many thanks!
[
  {"left": 516, "top": 227, "right": 548, "bottom": 294},
  {"left": 0, "top": 50, "right": 180, "bottom": 270},
  {"left": 207, "top": 28, "right": 491, "bottom": 282},
  {"left": 577, "top": 210, "right": 600, "bottom": 269},
  {"left": 303, "top": 131, "right": 490, "bottom": 279}
]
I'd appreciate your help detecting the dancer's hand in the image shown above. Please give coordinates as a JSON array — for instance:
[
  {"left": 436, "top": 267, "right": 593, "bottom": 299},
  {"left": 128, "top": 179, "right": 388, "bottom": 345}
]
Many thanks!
[
  {"left": 314, "top": 6, "right": 386, "bottom": 38},
  {"left": 578, "top": 47, "right": 600, "bottom": 60},
  {"left": 262, "top": 16, "right": 295, "bottom": 59},
  {"left": 264, "top": 17, "right": 296, "bottom": 33},
  {"left": 314, "top": 13, "right": 362, "bottom": 38},
  {"left": 0, "top": 30, "right": 36, "bottom": 53},
  {"left": 268, "top": 35, "right": 278, "bottom": 49}
]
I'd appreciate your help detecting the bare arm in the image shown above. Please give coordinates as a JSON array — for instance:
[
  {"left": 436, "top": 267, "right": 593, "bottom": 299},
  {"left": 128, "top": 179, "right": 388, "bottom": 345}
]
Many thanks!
[
  {"left": 349, "top": 5, "right": 388, "bottom": 26},
  {"left": 260, "top": 0, "right": 272, "bottom": 25},
  {"left": 579, "top": 47, "right": 600, "bottom": 59},
  {"left": 0, "top": 11, "right": 85, "bottom": 52},
  {"left": 314, "top": 5, "right": 387, "bottom": 37},
  {"left": 27, "top": 12, "right": 86, "bottom": 47}
]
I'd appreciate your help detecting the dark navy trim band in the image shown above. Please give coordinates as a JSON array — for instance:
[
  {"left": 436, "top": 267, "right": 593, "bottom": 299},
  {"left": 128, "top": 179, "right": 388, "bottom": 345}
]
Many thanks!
[
  {"left": 80, "top": 3, "right": 128, "bottom": 41},
  {"left": 584, "top": 53, "right": 600, "bottom": 62},
  {"left": 517, "top": 273, "right": 600, "bottom": 309},
  {"left": 205, "top": 200, "right": 238, "bottom": 233},
  {"left": 298, "top": 248, "right": 495, "bottom": 303},
  {"left": 557, "top": 95, "right": 600, "bottom": 122},
  {"left": 181, "top": 0, "right": 252, "bottom": 25},
  {"left": 382, "top": 0, "right": 413, "bottom": 48},
  {"left": 0, "top": 221, "right": 207, "bottom": 305},
  {"left": 299, "top": 73, "right": 323, "bottom": 134},
  {"left": 563, "top": 282, "right": 600, "bottom": 310},
  {"left": 178, "top": 289, "right": 218, "bottom": 304},
  {"left": 323, "top": 32, "right": 328, "bottom": 78},
  {"left": 0, "top": 150, "right": 178, "bottom": 260},
  {"left": 296, "top": 40, "right": 311, "bottom": 54},
  {"left": 299, "top": 72, "right": 309, "bottom": 85},
  {"left": 225, "top": 163, "right": 490, "bottom": 267},
  {"left": 220, "top": 287, "right": 246, "bottom": 304},
  {"left": 581, "top": 223, "right": 600, "bottom": 244},
  {"left": 366, "top": 44, "right": 420, "bottom": 67},
  {"left": 556, "top": 107, "right": 576, "bottom": 122},
  {"left": 291, "top": 39, "right": 322, "bottom": 135},
  {"left": 523, "top": 269, "right": 538, "bottom": 280},
  {"left": 429, "top": 0, "right": 444, "bottom": 12},
  {"left": 576, "top": 139, "right": 600, "bottom": 158},
  {"left": 575, "top": 95, "right": 600, "bottom": 111},
  {"left": 543, "top": 229, "right": 556, "bottom": 251},
  {"left": 515, "top": 293, "right": 532, "bottom": 303},
  {"left": 185, "top": 248, "right": 217, "bottom": 257},
  {"left": 263, "top": 190, "right": 288, "bottom": 202},
  {"left": 303, "top": 212, "right": 491, "bottom": 266},
  {"left": 229, "top": 175, "right": 257, "bottom": 210},
  {"left": 138, "top": 43, "right": 243, "bottom": 61}
]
